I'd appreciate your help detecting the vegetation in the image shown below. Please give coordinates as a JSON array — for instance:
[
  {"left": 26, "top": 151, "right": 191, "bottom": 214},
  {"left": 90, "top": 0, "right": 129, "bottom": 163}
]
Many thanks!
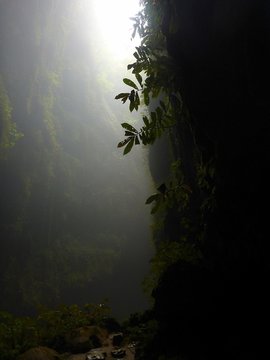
[
  {"left": 0, "top": 75, "right": 23, "bottom": 157},
  {"left": 116, "top": 0, "right": 269, "bottom": 359},
  {"left": 0, "top": 302, "right": 111, "bottom": 360},
  {"left": 115, "top": 0, "right": 214, "bottom": 294}
]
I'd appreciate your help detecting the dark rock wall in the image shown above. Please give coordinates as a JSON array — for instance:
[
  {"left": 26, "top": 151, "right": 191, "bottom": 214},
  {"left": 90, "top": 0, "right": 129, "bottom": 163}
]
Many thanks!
[{"left": 150, "top": 1, "right": 270, "bottom": 358}]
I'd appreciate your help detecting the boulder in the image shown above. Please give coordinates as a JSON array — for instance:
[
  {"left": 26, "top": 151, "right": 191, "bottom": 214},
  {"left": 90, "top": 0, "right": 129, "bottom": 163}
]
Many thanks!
[{"left": 17, "top": 346, "right": 61, "bottom": 360}]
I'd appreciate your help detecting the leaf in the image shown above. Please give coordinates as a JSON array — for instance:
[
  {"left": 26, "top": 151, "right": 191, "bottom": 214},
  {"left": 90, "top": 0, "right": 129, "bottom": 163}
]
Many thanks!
[
  {"left": 127, "top": 63, "right": 135, "bottom": 70},
  {"left": 117, "top": 138, "right": 131, "bottom": 148},
  {"left": 133, "top": 52, "right": 140, "bottom": 60},
  {"left": 121, "top": 96, "right": 129, "bottom": 104},
  {"left": 123, "top": 78, "right": 139, "bottom": 90},
  {"left": 121, "top": 123, "right": 137, "bottom": 133},
  {"left": 123, "top": 137, "right": 135, "bottom": 155},
  {"left": 129, "top": 101, "right": 135, "bottom": 112},
  {"left": 135, "top": 73, "right": 143, "bottom": 87},
  {"left": 157, "top": 183, "right": 167, "bottom": 194},
  {"left": 145, "top": 193, "right": 160, "bottom": 204},
  {"left": 115, "top": 93, "right": 129, "bottom": 100},
  {"left": 135, "top": 91, "right": 140, "bottom": 107},
  {"left": 143, "top": 116, "right": 149, "bottom": 127},
  {"left": 125, "top": 130, "right": 136, "bottom": 136},
  {"left": 132, "top": 63, "right": 143, "bottom": 74},
  {"left": 140, "top": 131, "right": 148, "bottom": 145},
  {"left": 132, "top": 25, "right": 137, "bottom": 39},
  {"left": 129, "top": 89, "right": 135, "bottom": 101}
]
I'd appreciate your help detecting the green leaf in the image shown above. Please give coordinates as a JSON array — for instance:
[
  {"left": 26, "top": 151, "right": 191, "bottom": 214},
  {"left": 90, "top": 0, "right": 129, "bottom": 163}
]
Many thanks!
[
  {"left": 123, "top": 78, "right": 139, "bottom": 90},
  {"left": 121, "top": 123, "right": 137, "bottom": 133},
  {"left": 135, "top": 91, "right": 140, "bottom": 107},
  {"left": 129, "top": 101, "right": 135, "bottom": 112},
  {"left": 140, "top": 131, "right": 148, "bottom": 145},
  {"left": 121, "top": 96, "right": 129, "bottom": 104},
  {"left": 145, "top": 193, "right": 160, "bottom": 204},
  {"left": 132, "top": 63, "right": 143, "bottom": 74},
  {"left": 115, "top": 93, "right": 129, "bottom": 100},
  {"left": 123, "top": 137, "right": 135, "bottom": 155},
  {"left": 135, "top": 73, "right": 143, "bottom": 87},
  {"left": 133, "top": 52, "right": 140, "bottom": 60},
  {"left": 127, "top": 63, "right": 135, "bottom": 70},
  {"left": 157, "top": 183, "right": 167, "bottom": 194},
  {"left": 132, "top": 25, "right": 137, "bottom": 39},
  {"left": 117, "top": 138, "right": 131, "bottom": 148},
  {"left": 129, "top": 89, "right": 135, "bottom": 101},
  {"left": 143, "top": 116, "right": 149, "bottom": 127},
  {"left": 125, "top": 130, "right": 136, "bottom": 136}
]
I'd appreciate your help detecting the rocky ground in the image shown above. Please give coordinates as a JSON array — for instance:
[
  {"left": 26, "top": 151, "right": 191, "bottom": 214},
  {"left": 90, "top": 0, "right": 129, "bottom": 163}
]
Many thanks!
[
  {"left": 65, "top": 334, "right": 135, "bottom": 360},
  {"left": 17, "top": 331, "right": 136, "bottom": 360}
]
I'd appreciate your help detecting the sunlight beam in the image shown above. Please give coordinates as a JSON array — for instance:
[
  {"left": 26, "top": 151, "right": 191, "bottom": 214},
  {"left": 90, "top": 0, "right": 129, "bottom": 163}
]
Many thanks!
[{"left": 81, "top": 0, "right": 141, "bottom": 60}]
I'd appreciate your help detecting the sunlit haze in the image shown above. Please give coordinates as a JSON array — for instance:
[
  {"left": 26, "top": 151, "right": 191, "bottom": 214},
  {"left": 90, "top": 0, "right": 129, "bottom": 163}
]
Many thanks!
[
  {"left": 81, "top": 0, "right": 141, "bottom": 59},
  {"left": 0, "top": 0, "right": 153, "bottom": 321}
]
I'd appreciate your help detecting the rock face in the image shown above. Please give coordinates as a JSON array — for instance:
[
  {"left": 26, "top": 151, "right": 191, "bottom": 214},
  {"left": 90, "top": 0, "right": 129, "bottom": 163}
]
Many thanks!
[
  {"left": 64, "top": 326, "right": 108, "bottom": 353},
  {"left": 149, "top": 1, "right": 270, "bottom": 359},
  {"left": 17, "top": 346, "right": 61, "bottom": 360}
]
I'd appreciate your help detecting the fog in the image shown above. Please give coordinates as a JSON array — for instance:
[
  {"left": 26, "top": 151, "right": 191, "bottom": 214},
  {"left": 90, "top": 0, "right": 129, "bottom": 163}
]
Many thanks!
[{"left": 0, "top": 0, "right": 154, "bottom": 320}]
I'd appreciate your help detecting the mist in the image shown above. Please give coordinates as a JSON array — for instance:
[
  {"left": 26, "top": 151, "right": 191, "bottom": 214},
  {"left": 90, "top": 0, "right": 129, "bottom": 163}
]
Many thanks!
[{"left": 0, "top": 0, "right": 153, "bottom": 320}]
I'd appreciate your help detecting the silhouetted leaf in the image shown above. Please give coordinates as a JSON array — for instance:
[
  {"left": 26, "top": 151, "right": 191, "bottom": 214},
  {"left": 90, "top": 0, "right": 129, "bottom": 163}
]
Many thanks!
[
  {"left": 117, "top": 138, "right": 131, "bottom": 148},
  {"left": 115, "top": 93, "right": 129, "bottom": 100},
  {"left": 145, "top": 193, "right": 160, "bottom": 204},
  {"left": 123, "top": 137, "right": 135, "bottom": 155},
  {"left": 133, "top": 52, "right": 140, "bottom": 60},
  {"left": 135, "top": 73, "right": 143, "bottom": 87},
  {"left": 121, "top": 123, "right": 137, "bottom": 133},
  {"left": 127, "top": 63, "right": 135, "bottom": 70},
  {"left": 129, "top": 101, "right": 135, "bottom": 112},
  {"left": 123, "top": 78, "right": 139, "bottom": 90},
  {"left": 125, "top": 130, "right": 136, "bottom": 136},
  {"left": 157, "top": 183, "right": 167, "bottom": 194}
]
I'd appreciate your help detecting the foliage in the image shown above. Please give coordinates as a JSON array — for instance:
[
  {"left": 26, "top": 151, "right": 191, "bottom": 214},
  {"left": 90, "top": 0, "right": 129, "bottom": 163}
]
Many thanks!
[
  {"left": 0, "top": 302, "right": 111, "bottom": 359},
  {"left": 123, "top": 310, "right": 158, "bottom": 360},
  {"left": 115, "top": 2, "right": 181, "bottom": 155},
  {"left": 143, "top": 240, "right": 202, "bottom": 294},
  {"left": 0, "top": 311, "right": 38, "bottom": 360},
  {"left": 115, "top": 0, "right": 216, "bottom": 297},
  {"left": 0, "top": 75, "right": 23, "bottom": 158},
  {"left": 36, "top": 302, "right": 110, "bottom": 349}
]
